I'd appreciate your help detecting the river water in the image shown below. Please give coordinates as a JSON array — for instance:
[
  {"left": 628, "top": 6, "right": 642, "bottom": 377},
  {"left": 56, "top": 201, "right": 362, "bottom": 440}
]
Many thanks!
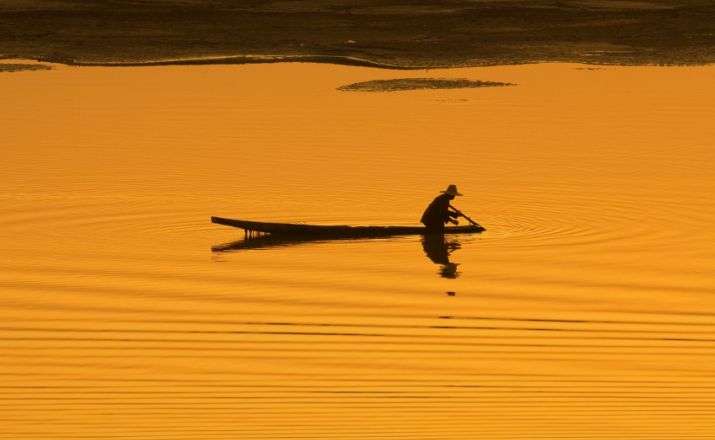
[{"left": 1, "top": 61, "right": 714, "bottom": 439}]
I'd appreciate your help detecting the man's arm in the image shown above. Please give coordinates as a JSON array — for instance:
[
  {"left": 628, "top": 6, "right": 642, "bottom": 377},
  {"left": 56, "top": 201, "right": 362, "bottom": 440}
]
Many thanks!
[{"left": 445, "top": 210, "right": 459, "bottom": 225}]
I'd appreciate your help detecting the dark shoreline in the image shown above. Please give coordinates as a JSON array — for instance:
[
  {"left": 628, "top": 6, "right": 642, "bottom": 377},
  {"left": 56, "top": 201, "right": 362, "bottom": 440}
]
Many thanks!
[
  {"left": 23, "top": 55, "right": 437, "bottom": 70},
  {"left": 2, "top": 1, "right": 713, "bottom": 69},
  {"left": 0, "top": 62, "right": 52, "bottom": 72},
  {"left": 3, "top": 56, "right": 714, "bottom": 74}
]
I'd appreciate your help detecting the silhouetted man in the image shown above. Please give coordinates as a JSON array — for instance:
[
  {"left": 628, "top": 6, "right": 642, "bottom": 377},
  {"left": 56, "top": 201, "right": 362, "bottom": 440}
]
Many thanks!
[{"left": 420, "top": 184, "right": 462, "bottom": 233}]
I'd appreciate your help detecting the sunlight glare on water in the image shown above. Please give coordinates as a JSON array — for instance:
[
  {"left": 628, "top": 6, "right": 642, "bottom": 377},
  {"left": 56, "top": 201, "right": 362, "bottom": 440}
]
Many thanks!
[{"left": 1, "top": 61, "right": 715, "bottom": 439}]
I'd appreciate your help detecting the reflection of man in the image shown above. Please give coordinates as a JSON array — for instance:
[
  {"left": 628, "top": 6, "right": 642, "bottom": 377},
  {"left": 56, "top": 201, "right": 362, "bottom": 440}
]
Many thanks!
[
  {"left": 420, "top": 185, "right": 462, "bottom": 233},
  {"left": 422, "top": 234, "right": 461, "bottom": 279}
]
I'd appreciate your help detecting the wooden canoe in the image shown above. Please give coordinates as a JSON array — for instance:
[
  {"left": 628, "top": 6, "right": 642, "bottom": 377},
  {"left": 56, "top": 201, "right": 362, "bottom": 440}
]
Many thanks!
[{"left": 211, "top": 216, "right": 485, "bottom": 237}]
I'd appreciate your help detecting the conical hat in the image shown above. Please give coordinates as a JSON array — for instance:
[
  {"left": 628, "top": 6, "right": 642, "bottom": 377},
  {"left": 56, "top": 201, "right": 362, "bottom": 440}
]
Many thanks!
[{"left": 441, "top": 184, "right": 463, "bottom": 196}]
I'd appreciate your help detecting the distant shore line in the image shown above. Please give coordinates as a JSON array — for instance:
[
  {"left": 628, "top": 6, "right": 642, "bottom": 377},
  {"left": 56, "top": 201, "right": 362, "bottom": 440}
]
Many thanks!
[
  {"left": 8, "top": 55, "right": 440, "bottom": 70},
  {"left": 3, "top": 54, "right": 713, "bottom": 72}
]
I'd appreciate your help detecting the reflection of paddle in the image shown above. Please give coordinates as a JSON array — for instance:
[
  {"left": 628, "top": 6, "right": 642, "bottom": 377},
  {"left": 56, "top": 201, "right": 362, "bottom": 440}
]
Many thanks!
[{"left": 449, "top": 205, "right": 483, "bottom": 228}]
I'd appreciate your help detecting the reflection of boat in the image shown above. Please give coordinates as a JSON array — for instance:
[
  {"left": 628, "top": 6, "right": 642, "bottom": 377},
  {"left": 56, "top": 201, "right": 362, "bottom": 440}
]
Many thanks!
[
  {"left": 213, "top": 222, "right": 472, "bottom": 279},
  {"left": 212, "top": 235, "right": 332, "bottom": 252},
  {"left": 211, "top": 216, "right": 485, "bottom": 238}
]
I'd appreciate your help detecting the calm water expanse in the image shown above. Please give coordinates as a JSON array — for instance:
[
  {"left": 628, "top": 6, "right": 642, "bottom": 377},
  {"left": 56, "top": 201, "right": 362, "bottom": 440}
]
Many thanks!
[{"left": 1, "top": 61, "right": 714, "bottom": 439}]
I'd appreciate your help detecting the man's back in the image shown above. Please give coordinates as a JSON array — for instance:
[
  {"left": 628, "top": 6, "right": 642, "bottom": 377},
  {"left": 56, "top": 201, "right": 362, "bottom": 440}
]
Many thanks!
[{"left": 421, "top": 193, "right": 452, "bottom": 230}]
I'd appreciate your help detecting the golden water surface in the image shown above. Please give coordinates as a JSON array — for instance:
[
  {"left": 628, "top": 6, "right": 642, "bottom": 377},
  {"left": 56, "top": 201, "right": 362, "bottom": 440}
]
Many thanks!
[{"left": 1, "top": 61, "right": 715, "bottom": 439}]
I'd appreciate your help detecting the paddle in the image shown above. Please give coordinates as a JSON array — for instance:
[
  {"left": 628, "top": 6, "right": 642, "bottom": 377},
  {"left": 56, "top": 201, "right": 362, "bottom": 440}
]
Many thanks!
[{"left": 448, "top": 205, "right": 483, "bottom": 228}]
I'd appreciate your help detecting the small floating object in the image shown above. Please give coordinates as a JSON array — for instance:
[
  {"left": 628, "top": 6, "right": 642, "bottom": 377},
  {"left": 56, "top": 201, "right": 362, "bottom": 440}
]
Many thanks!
[{"left": 211, "top": 216, "right": 485, "bottom": 238}]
